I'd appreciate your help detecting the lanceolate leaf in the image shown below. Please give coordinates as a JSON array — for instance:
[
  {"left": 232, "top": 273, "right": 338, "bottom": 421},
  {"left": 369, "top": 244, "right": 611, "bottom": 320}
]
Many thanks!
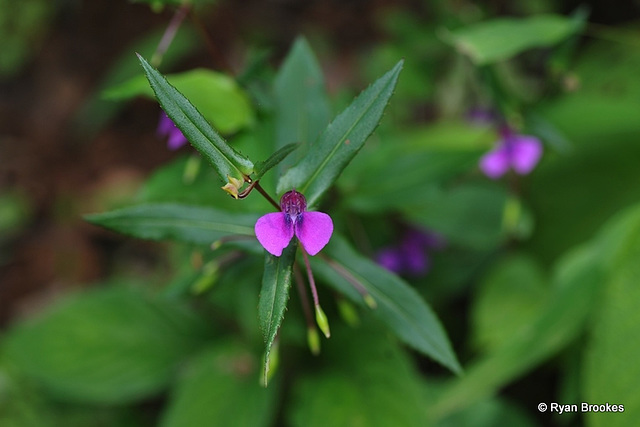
[
  {"left": 311, "top": 235, "right": 461, "bottom": 374},
  {"left": 444, "top": 14, "right": 582, "bottom": 65},
  {"left": 85, "top": 203, "right": 258, "bottom": 245},
  {"left": 277, "top": 60, "right": 403, "bottom": 209},
  {"left": 258, "top": 244, "right": 297, "bottom": 384},
  {"left": 274, "top": 37, "right": 331, "bottom": 170},
  {"left": 253, "top": 143, "right": 300, "bottom": 181},
  {"left": 137, "top": 54, "right": 254, "bottom": 184},
  {"left": 103, "top": 68, "right": 254, "bottom": 135}
]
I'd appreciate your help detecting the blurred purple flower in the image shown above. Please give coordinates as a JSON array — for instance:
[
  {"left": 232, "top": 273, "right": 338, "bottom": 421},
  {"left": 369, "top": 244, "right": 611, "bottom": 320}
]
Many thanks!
[
  {"left": 466, "top": 107, "right": 497, "bottom": 126},
  {"left": 157, "top": 112, "right": 188, "bottom": 150},
  {"left": 479, "top": 128, "right": 543, "bottom": 179},
  {"left": 376, "top": 228, "right": 445, "bottom": 276},
  {"left": 255, "top": 190, "right": 333, "bottom": 257}
]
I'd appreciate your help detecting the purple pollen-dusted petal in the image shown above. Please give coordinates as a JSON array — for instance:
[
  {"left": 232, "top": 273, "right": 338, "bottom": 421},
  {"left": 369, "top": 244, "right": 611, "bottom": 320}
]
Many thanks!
[
  {"left": 510, "top": 135, "right": 543, "bottom": 175},
  {"left": 295, "top": 212, "right": 333, "bottom": 256},
  {"left": 255, "top": 212, "right": 295, "bottom": 256},
  {"left": 479, "top": 145, "right": 510, "bottom": 179}
]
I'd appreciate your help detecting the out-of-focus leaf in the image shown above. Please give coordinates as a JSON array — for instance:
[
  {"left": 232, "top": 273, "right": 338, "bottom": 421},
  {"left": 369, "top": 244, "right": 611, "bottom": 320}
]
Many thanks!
[
  {"left": 405, "top": 182, "right": 508, "bottom": 250},
  {"left": 429, "top": 235, "right": 604, "bottom": 420},
  {"left": 583, "top": 205, "right": 640, "bottom": 426},
  {"left": 273, "top": 37, "right": 331, "bottom": 170},
  {"left": 471, "top": 254, "right": 549, "bottom": 352},
  {"left": 253, "top": 143, "right": 299, "bottom": 181},
  {"left": 528, "top": 41, "right": 640, "bottom": 264},
  {"left": 0, "top": 0, "right": 53, "bottom": 77},
  {"left": 85, "top": 203, "right": 258, "bottom": 245},
  {"left": 3, "top": 286, "right": 210, "bottom": 404},
  {"left": 287, "top": 323, "right": 429, "bottom": 427},
  {"left": 0, "top": 357, "right": 55, "bottom": 427},
  {"left": 340, "top": 122, "right": 490, "bottom": 212},
  {"left": 444, "top": 14, "right": 582, "bottom": 65},
  {"left": 104, "top": 68, "right": 253, "bottom": 135},
  {"left": 73, "top": 26, "right": 199, "bottom": 137},
  {"left": 311, "top": 235, "right": 461, "bottom": 374},
  {"left": 137, "top": 55, "right": 254, "bottom": 184},
  {"left": 436, "top": 396, "right": 537, "bottom": 427},
  {"left": 135, "top": 155, "right": 271, "bottom": 214},
  {"left": 278, "top": 60, "right": 403, "bottom": 209},
  {"left": 160, "top": 342, "right": 279, "bottom": 427},
  {"left": 258, "top": 244, "right": 297, "bottom": 384}
]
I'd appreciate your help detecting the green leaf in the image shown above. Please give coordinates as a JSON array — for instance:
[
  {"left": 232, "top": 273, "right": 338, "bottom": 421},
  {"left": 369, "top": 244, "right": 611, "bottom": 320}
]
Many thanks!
[
  {"left": 311, "top": 235, "right": 461, "bottom": 374},
  {"left": 405, "top": 182, "right": 508, "bottom": 250},
  {"left": 3, "top": 286, "right": 210, "bottom": 404},
  {"left": 253, "top": 143, "right": 299, "bottom": 181},
  {"left": 137, "top": 54, "right": 254, "bottom": 184},
  {"left": 104, "top": 68, "right": 254, "bottom": 135},
  {"left": 444, "top": 14, "right": 582, "bottom": 65},
  {"left": 85, "top": 203, "right": 258, "bottom": 245},
  {"left": 258, "top": 244, "right": 297, "bottom": 384},
  {"left": 287, "top": 322, "right": 429, "bottom": 427},
  {"left": 341, "top": 123, "right": 490, "bottom": 213},
  {"left": 273, "top": 37, "right": 331, "bottom": 169},
  {"left": 471, "top": 254, "right": 549, "bottom": 352},
  {"left": 583, "top": 205, "right": 640, "bottom": 426},
  {"left": 277, "top": 60, "right": 403, "bottom": 208},
  {"left": 160, "top": 343, "right": 279, "bottom": 427},
  {"left": 429, "top": 243, "right": 602, "bottom": 421}
]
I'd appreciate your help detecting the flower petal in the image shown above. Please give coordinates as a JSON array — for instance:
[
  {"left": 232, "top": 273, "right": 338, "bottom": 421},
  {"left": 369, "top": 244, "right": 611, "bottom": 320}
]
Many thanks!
[
  {"left": 295, "top": 212, "right": 333, "bottom": 256},
  {"left": 511, "top": 135, "right": 543, "bottom": 175},
  {"left": 167, "top": 130, "right": 188, "bottom": 150},
  {"left": 479, "top": 145, "right": 510, "bottom": 179},
  {"left": 255, "top": 212, "right": 294, "bottom": 256},
  {"left": 157, "top": 112, "right": 174, "bottom": 136}
]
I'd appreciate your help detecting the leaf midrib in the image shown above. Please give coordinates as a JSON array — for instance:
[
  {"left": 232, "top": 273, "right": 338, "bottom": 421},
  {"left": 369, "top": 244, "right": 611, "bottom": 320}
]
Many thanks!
[{"left": 300, "top": 73, "right": 397, "bottom": 199}]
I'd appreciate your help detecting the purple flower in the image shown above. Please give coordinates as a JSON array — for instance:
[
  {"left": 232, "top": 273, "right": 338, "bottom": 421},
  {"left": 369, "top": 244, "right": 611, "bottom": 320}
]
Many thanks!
[
  {"left": 479, "top": 128, "right": 543, "bottom": 179},
  {"left": 157, "top": 112, "right": 188, "bottom": 150},
  {"left": 376, "top": 228, "right": 445, "bottom": 276},
  {"left": 255, "top": 190, "right": 333, "bottom": 257}
]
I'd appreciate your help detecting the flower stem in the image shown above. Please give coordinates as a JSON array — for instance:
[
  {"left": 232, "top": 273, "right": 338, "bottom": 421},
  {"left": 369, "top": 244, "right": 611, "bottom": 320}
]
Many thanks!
[
  {"left": 301, "top": 246, "right": 330, "bottom": 338},
  {"left": 254, "top": 181, "right": 281, "bottom": 211},
  {"left": 301, "top": 247, "right": 319, "bottom": 307},
  {"left": 152, "top": 4, "right": 190, "bottom": 67},
  {"left": 320, "top": 254, "right": 377, "bottom": 309}
]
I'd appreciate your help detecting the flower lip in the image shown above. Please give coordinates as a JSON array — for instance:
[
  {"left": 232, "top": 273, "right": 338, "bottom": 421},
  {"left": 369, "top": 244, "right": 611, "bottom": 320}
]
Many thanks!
[{"left": 255, "top": 189, "right": 333, "bottom": 257}]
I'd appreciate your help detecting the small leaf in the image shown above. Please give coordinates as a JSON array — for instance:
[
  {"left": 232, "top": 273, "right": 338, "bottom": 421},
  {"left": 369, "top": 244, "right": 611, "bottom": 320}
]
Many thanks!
[
  {"left": 277, "top": 60, "right": 403, "bottom": 208},
  {"left": 274, "top": 37, "right": 331, "bottom": 170},
  {"left": 258, "top": 243, "right": 297, "bottom": 384},
  {"left": 3, "top": 286, "right": 210, "bottom": 404},
  {"left": 405, "top": 182, "right": 508, "bottom": 250},
  {"left": 311, "top": 235, "right": 461, "bottom": 374},
  {"left": 85, "top": 203, "right": 258, "bottom": 245},
  {"left": 287, "top": 323, "right": 429, "bottom": 427},
  {"left": 443, "top": 14, "right": 582, "bottom": 65},
  {"left": 253, "top": 143, "right": 299, "bottom": 180},
  {"left": 583, "top": 205, "right": 640, "bottom": 426},
  {"left": 104, "top": 69, "right": 254, "bottom": 135},
  {"left": 137, "top": 54, "right": 254, "bottom": 184},
  {"left": 160, "top": 343, "right": 279, "bottom": 427},
  {"left": 429, "top": 245, "right": 602, "bottom": 420},
  {"left": 471, "top": 254, "right": 549, "bottom": 352}
]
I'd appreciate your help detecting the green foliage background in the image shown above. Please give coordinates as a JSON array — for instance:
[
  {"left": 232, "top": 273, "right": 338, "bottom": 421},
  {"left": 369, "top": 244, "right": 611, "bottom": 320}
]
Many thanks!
[{"left": 2, "top": 1, "right": 640, "bottom": 426}]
